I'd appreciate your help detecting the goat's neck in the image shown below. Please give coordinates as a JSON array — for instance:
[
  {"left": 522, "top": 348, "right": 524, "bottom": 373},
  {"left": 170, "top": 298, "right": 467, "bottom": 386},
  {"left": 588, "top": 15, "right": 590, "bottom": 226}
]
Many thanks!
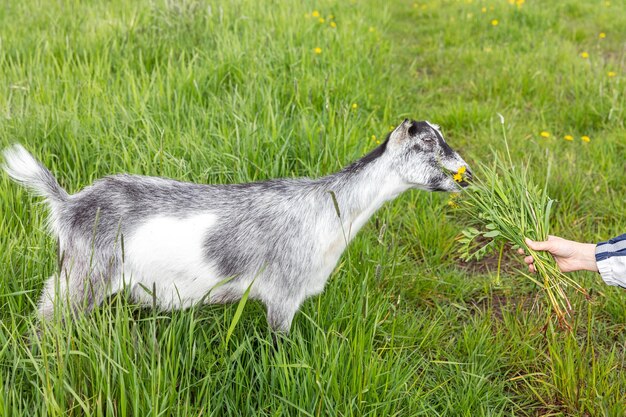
[{"left": 323, "top": 157, "right": 408, "bottom": 239}]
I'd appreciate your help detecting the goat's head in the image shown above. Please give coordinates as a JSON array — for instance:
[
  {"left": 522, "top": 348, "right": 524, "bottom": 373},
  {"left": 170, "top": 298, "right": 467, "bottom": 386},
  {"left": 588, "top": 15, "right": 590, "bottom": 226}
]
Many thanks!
[{"left": 386, "top": 119, "right": 472, "bottom": 192}]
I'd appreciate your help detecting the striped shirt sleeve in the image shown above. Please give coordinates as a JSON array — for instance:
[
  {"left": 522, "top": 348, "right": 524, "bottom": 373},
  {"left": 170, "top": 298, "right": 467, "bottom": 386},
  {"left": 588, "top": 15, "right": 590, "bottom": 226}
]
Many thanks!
[{"left": 595, "top": 234, "right": 626, "bottom": 288}]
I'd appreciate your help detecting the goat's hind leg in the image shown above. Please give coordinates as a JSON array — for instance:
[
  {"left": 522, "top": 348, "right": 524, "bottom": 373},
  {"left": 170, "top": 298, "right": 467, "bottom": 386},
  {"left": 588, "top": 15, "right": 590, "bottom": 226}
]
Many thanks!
[{"left": 38, "top": 258, "right": 112, "bottom": 322}]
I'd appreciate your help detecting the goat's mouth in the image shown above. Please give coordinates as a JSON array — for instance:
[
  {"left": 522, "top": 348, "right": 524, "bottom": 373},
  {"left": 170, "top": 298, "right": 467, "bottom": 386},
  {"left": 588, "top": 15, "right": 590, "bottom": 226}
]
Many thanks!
[{"left": 441, "top": 166, "right": 473, "bottom": 189}]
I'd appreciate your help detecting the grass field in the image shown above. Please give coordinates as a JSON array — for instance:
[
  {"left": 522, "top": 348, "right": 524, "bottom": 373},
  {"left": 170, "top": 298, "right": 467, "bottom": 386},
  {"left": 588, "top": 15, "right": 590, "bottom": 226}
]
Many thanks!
[{"left": 1, "top": 0, "right": 625, "bottom": 415}]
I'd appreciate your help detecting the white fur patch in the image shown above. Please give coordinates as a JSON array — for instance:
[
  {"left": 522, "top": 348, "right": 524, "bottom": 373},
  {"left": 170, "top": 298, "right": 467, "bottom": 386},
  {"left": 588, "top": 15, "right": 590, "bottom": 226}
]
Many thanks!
[{"left": 121, "top": 213, "right": 226, "bottom": 309}]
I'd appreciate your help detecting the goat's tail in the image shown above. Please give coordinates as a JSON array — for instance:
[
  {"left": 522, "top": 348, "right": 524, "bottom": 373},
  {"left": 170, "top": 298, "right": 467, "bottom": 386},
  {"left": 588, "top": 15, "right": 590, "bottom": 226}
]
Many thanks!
[{"left": 3, "top": 144, "right": 69, "bottom": 205}]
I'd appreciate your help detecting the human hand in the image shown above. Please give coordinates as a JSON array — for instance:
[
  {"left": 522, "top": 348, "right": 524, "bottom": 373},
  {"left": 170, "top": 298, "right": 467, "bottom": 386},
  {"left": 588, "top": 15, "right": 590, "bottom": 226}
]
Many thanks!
[{"left": 518, "top": 235, "right": 598, "bottom": 273}]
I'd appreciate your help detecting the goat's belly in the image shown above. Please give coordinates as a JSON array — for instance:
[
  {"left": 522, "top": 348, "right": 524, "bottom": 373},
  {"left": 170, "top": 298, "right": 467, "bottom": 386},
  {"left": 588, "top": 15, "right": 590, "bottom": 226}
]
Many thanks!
[{"left": 121, "top": 213, "right": 227, "bottom": 309}]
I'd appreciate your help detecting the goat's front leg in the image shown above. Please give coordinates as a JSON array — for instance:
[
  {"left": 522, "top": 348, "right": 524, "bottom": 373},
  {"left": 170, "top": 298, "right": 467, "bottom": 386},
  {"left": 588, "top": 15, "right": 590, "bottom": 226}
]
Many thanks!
[{"left": 265, "top": 296, "right": 302, "bottom": 333}]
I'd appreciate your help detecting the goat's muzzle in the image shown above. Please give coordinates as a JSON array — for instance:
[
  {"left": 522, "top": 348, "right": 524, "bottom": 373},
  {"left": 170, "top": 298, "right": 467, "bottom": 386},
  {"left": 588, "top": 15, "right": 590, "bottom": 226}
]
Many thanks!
[{"left": 459, "top": 168, "right": 473, "bottom": 188}]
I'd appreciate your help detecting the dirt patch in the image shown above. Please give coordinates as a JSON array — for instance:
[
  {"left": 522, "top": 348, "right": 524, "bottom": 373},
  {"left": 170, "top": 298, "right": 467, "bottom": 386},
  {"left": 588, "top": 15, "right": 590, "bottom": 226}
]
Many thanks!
[
  {"left": 470, "top": 291, "right": 541, "bottom": 322},
  {"left": 454, "top": 240, "right": 522, "bottom": 276}
]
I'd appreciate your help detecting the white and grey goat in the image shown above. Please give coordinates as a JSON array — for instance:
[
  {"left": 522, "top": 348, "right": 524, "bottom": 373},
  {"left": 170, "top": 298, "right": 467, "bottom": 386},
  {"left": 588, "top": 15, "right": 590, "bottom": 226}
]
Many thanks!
[{"left": 3, "top": 119, "right": 471, "bottom": 332}]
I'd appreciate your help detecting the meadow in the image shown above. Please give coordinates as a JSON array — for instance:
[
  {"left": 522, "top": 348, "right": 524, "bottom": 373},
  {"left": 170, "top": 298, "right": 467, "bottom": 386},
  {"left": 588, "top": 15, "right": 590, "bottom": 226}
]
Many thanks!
[{"left": 1, "top": 0, "right": 625, "bottom": 415}]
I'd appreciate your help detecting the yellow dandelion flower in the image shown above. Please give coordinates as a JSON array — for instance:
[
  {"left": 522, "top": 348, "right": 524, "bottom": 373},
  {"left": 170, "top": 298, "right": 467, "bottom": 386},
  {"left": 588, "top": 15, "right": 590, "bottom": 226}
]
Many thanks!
[
  {"left": 389, "top": 125, "right": 395, "bottom": 131},
  {"left": 608, "top": 71, "right": 617, "bottom": 77},
  {"left": 516, "top": 0, "right": 525, "bottom": 6},
  {"left": 352, "top": 103, "right": 358, "bottom": 109},
  {"left": 491, "top": 19, "right": 499, "bottom": 26},
  {"left": 376, "top": 140, "right": 381, "bottom": 144},
  {"left": 580, "top": 51, "right": 589, "bottom": 59},
  {"left": 371, "top": 135, "right": 377, "bottom": 141},
  {"left": 581, "top": 136, "right": 591, "bottom": 143},
  {"left": 564, "top": 135, "right": 574, "bottom": 141},
  {"left": 599, "top": 32, "right": 606, "bottom": 39},
  {"left": 481, "top": 7, "right": 487, "bottom": 12},
  {"left": 447, "top": 199, "right": 459, "bottom": 208},
  {"left": 318, "top": 18, "right": 325, "bottom": 23},
  {"left": 330, "top": 21, "right": 337, "bottom": 28},
  {"left": 453, "top": 173, "right": 463, "bottom": 182},
  {"left": 312, "top": 10, "right": 320, "bottom": 17},
  {"left": 314, "top": 47, "right": 322, "bottom": 54},
  {"left": 457, "top": 166, "right": 467, "bottom": 175},
  {"left": 540, "top": 131, "right": 550, "bottom": 138}
]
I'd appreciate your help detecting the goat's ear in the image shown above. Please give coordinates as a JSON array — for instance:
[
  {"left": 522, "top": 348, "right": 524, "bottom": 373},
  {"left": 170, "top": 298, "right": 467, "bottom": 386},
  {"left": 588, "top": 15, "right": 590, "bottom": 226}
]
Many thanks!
[{"left": 389, "top": 119, "right": 415, "bottom": 145}]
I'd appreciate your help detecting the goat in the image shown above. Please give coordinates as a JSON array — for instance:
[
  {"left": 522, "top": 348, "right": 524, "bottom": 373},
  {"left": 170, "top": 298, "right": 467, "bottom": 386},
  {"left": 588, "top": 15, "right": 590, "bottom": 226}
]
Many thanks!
[{"left": 3, "top": 119, "right": 471, "bottom": 332}]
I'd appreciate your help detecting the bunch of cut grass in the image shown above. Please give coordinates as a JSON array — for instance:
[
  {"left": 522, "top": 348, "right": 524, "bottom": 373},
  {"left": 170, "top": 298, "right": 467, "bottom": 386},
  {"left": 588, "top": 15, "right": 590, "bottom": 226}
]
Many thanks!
[{"left": 456, "top": 118, "right": 588, "bottom": 328}]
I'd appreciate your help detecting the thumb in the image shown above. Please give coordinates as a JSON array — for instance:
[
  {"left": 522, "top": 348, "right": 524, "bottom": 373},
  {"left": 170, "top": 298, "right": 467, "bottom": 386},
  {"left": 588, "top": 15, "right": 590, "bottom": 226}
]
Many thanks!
[{"left": 525, "top": 237, "right": 551, "bottom": 252}]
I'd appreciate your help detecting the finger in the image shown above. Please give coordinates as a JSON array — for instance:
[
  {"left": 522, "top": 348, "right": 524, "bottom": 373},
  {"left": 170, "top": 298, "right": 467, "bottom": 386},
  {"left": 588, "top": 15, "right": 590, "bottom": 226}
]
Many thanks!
[
  {"left": 517, "top": 248, "right": 525, "bottom": 255},
  {"left": 525, "top": 237, "right": 551, "bottom": 252},
  {"left": 529, "top": 264, "right": 536, "bottom": 273},
  {"left": 524, "top": 256, "right": 534, "bottom": 265}
]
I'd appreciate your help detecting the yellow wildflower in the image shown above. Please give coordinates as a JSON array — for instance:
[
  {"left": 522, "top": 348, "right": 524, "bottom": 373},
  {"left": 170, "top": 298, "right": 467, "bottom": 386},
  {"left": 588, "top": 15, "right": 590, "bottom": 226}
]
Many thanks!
[
  {"left": 457, "top": 166, "right": 467, "bottom": 175},
  {"left": 580, "top": 51, "right": 589, "bottom": 59},
  {"left": 447, "top": 199, "right": 459, "bottom": 208},
  {"left": 352, "top": 103, "right": 358, "bottom": 109},
  {"left": 581, "top": 136, "right": 590, "bottom": 143},
  {"left": 599, "top": 32, "right": 606, "bottom": 39},
  {"left": 318, "top": 18, "right": 325, "bottom": 23},
  {"left": 312, "top": 10, "right": 320, "bottom": 17},
  {"left": 564, "top": 135, "right": 574, "bottom": 141},
  {"left": 491, "top": 19, "right": 499, "bottom": 26},
  {"left": 314, "top": 47, "right": 322, "bottom": 54},
  {"left": 453, "top": 173, "right": 463, "bottom": 182},
  {"left": 516, "top": 0, "right": 525, "bottom": 6},
  {"left": 371, "top": 135, "right": 377, "bottom": 142},
  {"left": 330, "top": 21, "right": 337, "bottom": 28},
  {"left": 608, "top": 71, "right": 617, "bottom": 77},
  {"left": 540, "top": 131, "right": 550, "bottom": 138}
]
